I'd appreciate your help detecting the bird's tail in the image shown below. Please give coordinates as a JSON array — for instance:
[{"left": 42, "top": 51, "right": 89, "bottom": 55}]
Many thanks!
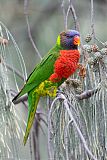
[
  {"left": 23, "top": 90, "right": 40, "bottom": 145},
  {"left": 12, "top": 89, "right": 24, "bottom": 103},
  {"left": 12, "top": 83, "right": 35, "bottom": 103}
]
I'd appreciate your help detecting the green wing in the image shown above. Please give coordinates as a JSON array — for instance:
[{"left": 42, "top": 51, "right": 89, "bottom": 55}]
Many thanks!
[{"left": 12, "top": 45, "right": 60, "bottom": 101}]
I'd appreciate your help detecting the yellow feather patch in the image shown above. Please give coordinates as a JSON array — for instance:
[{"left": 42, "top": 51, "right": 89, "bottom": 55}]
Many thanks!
[
  {"left": 57, "top": 35, "right": 60, "bottom": 46},
  {"left": 34, "top": 80, "right": 57, "bottom": 97}
]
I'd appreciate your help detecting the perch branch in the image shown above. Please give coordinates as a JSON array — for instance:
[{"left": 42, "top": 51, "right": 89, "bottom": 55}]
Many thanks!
[
  {"left": 76, "top": 88, "right": 98, "bottom": 100},
  {"left": 24, "top": 0, "right": 42, "bottom": 60},
  {"left": 11, "top": 87, "right": 98, "bottom": 105}
]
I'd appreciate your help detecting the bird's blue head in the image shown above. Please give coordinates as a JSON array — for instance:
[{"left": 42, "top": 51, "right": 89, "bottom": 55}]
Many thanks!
[{"left": 57, "top": 30, "right": 80, "bottom": 50}]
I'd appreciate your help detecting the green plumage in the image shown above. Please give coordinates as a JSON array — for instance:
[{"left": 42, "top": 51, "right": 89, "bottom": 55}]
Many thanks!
[
  {"left": 14, "top": 45, "right": 61, "bottom": 98},
  {"left": 12, "top": 45, "right": 63, "bottom": 145}
]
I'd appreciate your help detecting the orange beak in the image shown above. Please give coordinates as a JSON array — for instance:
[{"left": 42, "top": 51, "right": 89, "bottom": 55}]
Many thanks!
[{"left": 73, "top": 36, "right": 80, "bottom": 45}]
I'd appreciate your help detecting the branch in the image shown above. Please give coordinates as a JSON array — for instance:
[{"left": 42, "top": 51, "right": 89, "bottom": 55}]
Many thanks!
[
  {"left": 0, "top": 37, "right": 25, "bottom": 81},
  {"left": 33, "top": 116, "right": 40, "bottom": 160},
  {"left": 29, "top": 135, "right": 33, "bottom": 160},
  {"left": 76, "top": 88, "right": 98, "bottom": 100},
  {"left": 65, "top": 6, "right": 70, "bottom": 30},
  {"left": 6, "top": 63, "right": 24, "bottom": 81},
  {"left": 11, "top": 87, "right": 98, "bottom": 105},
  {"left": 24, "top": 0, "right": 42, "bottom": 60},
  {"left": 61, "top": 0, "right": 67, "bottom": 30},
  {"left": 91, "top": 0, "right": 96, "bottom": 42},
  {"left": 69, "top": 0, "right": 80, "bottom": 32}
]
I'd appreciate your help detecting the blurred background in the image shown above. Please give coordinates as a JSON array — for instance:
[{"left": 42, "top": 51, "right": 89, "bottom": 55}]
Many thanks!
[
  {"left": 0, "top": 0, "right": 107, "bottom": 160},
  {"left": 0, "top": 0, "right": 107, "bottom": 75}
]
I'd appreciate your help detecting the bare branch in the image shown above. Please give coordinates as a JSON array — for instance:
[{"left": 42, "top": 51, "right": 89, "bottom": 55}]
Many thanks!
[
  {"left": 35, "top": 116, "right": 47, "bottom": 137},
  {"left": 29, "top": 135, "right": 33, "bottom": 160},
  {"left": 76, "top": 88, "right": 98, "bottom": 100},
  {"left": 24, "top": 0, "right": 42, "bottom": 60},
  {"left": 6, "top": 63, "right": 24, "bottom": 81},
  {"left": 0, "top": 57, "right": 24, "bottom": 81},
  {"left": 11, "top": 86, "right": 98, "bottom": 104},
  {"left": 65, "top": 6, "right": 70, "bottom": 30},
  {"left": 69, "top": 0, "right": 80, "bottom": 31},
  {"left": 33, "top": 117, "right": 40, "bottom": 160},
  {"left": 61, "top": 0, "right": 67, "bottom": 30},
  {"left": 91, "top": 0, "right": 95, "bottom": 40}
]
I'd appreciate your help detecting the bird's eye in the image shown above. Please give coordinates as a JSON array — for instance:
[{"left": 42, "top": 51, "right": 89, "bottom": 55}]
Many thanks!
[{"left": 66, "top": 35, "right": 71, "bottom": 38}]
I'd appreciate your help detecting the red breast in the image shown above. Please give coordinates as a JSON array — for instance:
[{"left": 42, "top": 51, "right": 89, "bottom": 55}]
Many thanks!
[{"left": 49, "top": 50, "right": 80, "bottom": 82}]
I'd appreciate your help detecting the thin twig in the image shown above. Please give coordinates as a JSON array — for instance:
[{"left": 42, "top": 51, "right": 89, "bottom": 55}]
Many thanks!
[
  {"left": 48, "top": 104, "right": 53, "bottom": 159},
  {"left": 64, "top": 120, "right": 73, "bottom": 160},
  {"left": 24, "top": 0, "right": 42, "bottom": 60},
  {"left": 65, "top": 6, "right": 70, "bottom": 31},
  {"left": 95, "top": 37, "right": 104, "bottom": 46},
  {"left": 35, "top": 116, "right": 47, "bottom": 136},
  {"left": 61, "top": 0, "right": 67, "bottom": 30},
  {"left": 91, "top": 0, "right": 95, "bottom": 40},
  {"left": 33, "top": 117, "right": 40, "bottom": 160},
  {"left": 68, "top": 0, "right": 84, "bottom": 49},
  {"left": 6, "top": 63, "right": 24, "bottom": 81},
  {"left": 40, "top": 117, "right": 48, "bottom": 127},
  {"left": 69, "top": 0, "right": 80, "bottom": 32},
  {"left": 0, "top": 57, "right": 24, "bottom": 81},
  {"left": 29, "top": 135, "right": 33, "bottom": 160},
  {"left": 48, "top": 96, "right": 61, "bottom": 159}
]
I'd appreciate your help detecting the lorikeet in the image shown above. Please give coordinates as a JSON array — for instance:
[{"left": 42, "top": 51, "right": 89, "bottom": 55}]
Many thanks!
[{"left": 12, "top": 30, "right": 80, "bottom": 145}]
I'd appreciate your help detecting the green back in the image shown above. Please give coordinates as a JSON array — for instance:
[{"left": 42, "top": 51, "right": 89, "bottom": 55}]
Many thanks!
[{"left": 18, "top": 45, "right": 63, "bottom": 98}]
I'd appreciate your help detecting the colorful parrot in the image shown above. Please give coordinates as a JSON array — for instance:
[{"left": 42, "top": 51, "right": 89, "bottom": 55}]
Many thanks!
[{"left": 12, "top": 30, "right": 80, "bottom": 145}]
